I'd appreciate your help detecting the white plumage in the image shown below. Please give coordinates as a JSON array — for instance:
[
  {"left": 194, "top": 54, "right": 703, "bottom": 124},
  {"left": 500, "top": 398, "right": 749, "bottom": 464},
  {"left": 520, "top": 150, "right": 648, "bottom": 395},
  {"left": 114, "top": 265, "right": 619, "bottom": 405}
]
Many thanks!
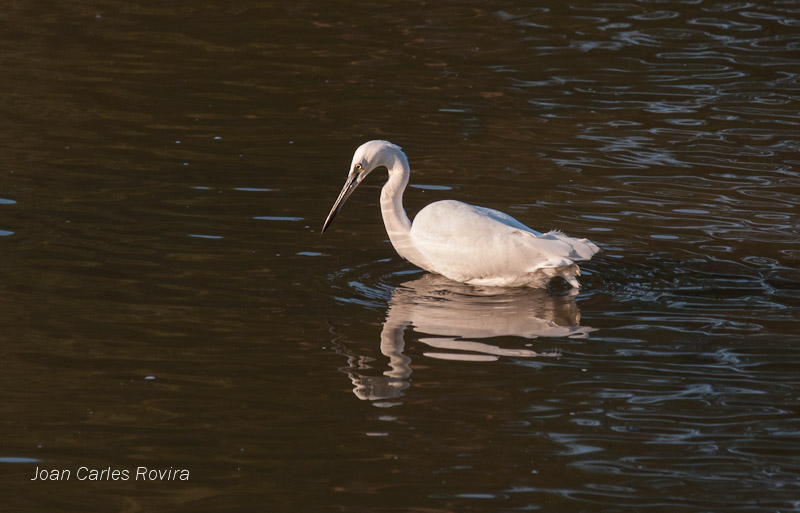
[{"left": 322, "top": 140, "right": 599, "bottom": 288}]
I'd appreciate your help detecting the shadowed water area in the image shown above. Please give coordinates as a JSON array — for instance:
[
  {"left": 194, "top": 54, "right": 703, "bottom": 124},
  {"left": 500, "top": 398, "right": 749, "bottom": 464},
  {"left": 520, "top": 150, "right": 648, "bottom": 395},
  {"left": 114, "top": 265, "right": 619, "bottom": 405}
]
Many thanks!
[{"left": 1, "top": 1, "right": 799, "bottom": 511}]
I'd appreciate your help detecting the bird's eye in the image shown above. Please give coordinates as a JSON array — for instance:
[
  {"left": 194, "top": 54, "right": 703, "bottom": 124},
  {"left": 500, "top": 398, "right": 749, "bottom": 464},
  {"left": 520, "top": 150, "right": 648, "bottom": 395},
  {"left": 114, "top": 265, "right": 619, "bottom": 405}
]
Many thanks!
[{"left": 354, "top": 163, "right": 363, "bottom": 172}]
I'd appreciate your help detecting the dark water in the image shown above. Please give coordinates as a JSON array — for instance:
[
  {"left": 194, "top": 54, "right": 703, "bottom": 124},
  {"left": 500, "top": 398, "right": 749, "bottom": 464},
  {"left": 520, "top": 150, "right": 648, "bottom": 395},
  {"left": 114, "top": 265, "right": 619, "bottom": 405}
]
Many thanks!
[{"left": 1, "top": 1, "right": 799, "bottom": 511}]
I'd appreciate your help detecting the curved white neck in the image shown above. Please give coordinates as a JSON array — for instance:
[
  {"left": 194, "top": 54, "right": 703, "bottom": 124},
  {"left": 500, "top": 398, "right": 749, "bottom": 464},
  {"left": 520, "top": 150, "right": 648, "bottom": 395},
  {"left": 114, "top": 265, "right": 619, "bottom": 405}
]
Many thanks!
[{"left": 379, "top": 155, "right": 432, "bottom": 272}]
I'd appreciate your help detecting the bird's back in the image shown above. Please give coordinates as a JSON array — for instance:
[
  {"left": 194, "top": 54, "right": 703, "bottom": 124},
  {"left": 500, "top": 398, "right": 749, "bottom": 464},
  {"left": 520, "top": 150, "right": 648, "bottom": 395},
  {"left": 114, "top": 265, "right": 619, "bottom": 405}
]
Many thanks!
[{"left": 409, "top": 200, "right": 598, "bottom": 287}]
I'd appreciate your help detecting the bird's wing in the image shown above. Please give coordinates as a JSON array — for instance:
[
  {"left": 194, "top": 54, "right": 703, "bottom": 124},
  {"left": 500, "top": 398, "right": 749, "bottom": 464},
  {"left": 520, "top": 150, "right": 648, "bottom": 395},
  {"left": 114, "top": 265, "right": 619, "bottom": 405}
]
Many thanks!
[{"left": 410, "top": 200, "right": 597, "bottom": 282}]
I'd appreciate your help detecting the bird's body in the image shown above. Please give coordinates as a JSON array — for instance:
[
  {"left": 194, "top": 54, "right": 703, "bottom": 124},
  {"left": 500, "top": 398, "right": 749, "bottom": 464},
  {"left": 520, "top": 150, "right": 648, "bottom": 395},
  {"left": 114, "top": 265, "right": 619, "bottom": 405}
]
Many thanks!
[
  {"left": 323, "top": 140, "right": 599, "bottom": 288},
  {"left": 409, "top": 200, "right": 596, "bottom": 287}
]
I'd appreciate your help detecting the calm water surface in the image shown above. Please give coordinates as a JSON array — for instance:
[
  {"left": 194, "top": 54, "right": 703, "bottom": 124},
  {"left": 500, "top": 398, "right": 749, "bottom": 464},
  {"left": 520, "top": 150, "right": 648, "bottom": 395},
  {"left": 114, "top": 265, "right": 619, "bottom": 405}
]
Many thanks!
[{"left": 1, "top": 1, "right": 799, "bottom": 512}]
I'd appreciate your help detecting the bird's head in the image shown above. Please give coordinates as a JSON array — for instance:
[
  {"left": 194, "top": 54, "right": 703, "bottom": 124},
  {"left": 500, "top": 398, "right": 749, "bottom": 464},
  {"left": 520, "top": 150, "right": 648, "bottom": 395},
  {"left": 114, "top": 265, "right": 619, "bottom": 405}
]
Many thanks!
[{"left": 322, "top": 140, "right": 405, "bottom": 234}]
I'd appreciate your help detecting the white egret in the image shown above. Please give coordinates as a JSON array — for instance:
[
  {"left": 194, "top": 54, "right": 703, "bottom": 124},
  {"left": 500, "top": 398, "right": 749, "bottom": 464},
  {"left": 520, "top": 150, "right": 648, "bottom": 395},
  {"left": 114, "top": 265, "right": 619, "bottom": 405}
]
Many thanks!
[{"left": 322, "top": 140, "right": 599, "bottom": 288}]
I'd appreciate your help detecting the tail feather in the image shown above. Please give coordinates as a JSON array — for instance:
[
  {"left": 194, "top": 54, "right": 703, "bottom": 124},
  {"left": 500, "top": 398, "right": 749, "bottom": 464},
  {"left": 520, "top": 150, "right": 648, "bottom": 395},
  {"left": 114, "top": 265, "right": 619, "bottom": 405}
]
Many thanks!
[
  {"left": 542, "top": 231, "right": 600, "bottom": 261},
  {"left": 523, "top": 264, "right": 582, "bottom": 288},
  {"left": 559, "top": 264, "right": 582, "bottom": 288}
]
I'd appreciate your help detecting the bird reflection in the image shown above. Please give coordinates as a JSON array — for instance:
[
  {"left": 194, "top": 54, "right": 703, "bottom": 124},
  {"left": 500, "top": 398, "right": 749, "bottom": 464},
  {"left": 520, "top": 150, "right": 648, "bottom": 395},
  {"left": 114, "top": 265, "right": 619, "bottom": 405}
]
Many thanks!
[{"left": 340, "top": 274, "right": 595, "bottom": 402}]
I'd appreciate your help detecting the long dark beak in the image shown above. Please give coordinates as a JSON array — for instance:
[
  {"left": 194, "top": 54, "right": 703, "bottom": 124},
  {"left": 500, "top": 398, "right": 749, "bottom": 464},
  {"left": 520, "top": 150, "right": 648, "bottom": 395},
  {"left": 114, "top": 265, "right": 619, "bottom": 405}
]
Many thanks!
[{"left": 321, "top": 173, "right": 360, "bottom": 234}]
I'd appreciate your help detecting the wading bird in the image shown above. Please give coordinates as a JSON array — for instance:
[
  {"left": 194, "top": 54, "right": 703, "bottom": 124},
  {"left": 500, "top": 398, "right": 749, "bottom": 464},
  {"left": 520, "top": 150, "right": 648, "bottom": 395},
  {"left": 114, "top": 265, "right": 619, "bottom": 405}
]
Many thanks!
[{"left": 322, "top": 140, "right": 599, "bottom": 288}]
